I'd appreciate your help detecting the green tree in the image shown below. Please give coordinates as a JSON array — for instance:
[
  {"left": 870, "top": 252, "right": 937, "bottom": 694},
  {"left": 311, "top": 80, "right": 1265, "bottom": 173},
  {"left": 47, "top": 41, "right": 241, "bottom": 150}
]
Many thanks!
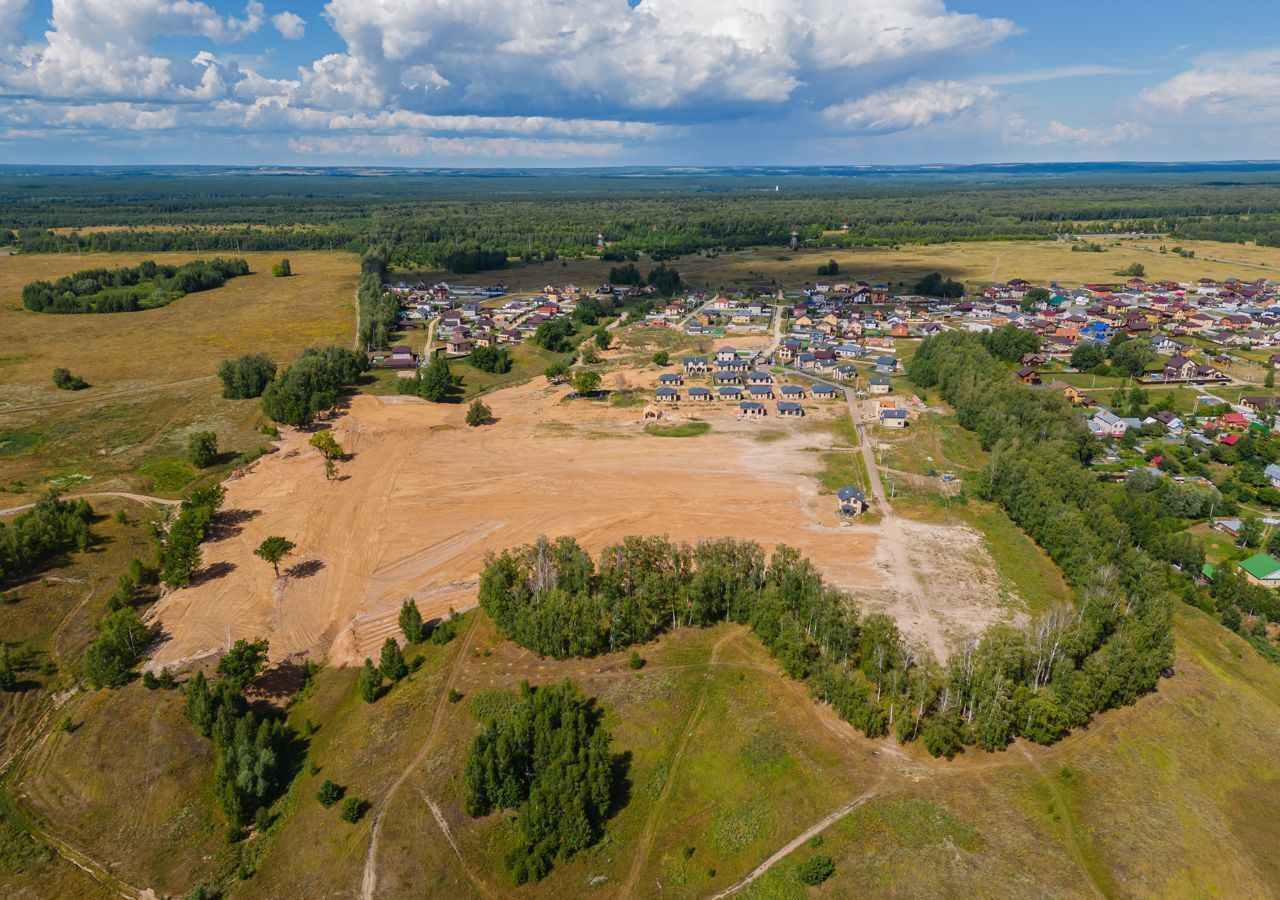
[
  {"left": 647, "top": 265, "right": 682, "bottom": 296},
  {"left": 340, "top": 796, "right": 366, "bottom": 823},
  {"left": 399, "top": 599, "right": 426, "bottom": 644},
  {"left": 358, "top": 658, "right": 381, "bottom": 703},
  {"left": 271, "top": 258, "right": 292, "bottom": 277},
  {"left": 379, "top": 637, "right": 408, "bottom": 682},
  {"left": 308, "top": 429, "right": 344, "bottom": 460},
  {"left": 254, "top": 536, "right": 296, "bottom": 577},
  {"left": 188, "top": 431, "right": 219, "bottom": 468},
  {"left": 218, "top": 353, "right": 277, "bottom": 400},
  {"left": 469, "top": 345, "right": 512, "bottom": 374},
  {"left": 545, "top": 362, "right": 570, "bottom": 383},
  {"left": 465, "top": 399, "right": 492, "bottom": 427},
  {"left": 217, "top": 638, "right": 269, "bottom": 692},
  {"left": 83, "top": 608, "right": 151, "bottom": 688},
  {"left": 1070, "top": 343, "right": 1106, "bottom": 371},
  {"left": 652, "top": 351, "right": 669, "bottom": 366},
  {"left": 1267, "top": 370, "right": 1275, "bottom": 389},
  {"left": 1239, "top": 517, "right": 1263, "bottom": 548},
  {"left": 399, "top": 354, "right": 454, "bottom": 403},
  {"left": 593, "top": 327, "right": 612, "bottom": 350},
  {"left": 0, "top": 648, "right": 16, "bottom": 691},
  {"left": 316, "top": 779, "right": 343, "bottom": 808},
  {"left": 572, "top": 370, "right": 602, "bottom": 395}
]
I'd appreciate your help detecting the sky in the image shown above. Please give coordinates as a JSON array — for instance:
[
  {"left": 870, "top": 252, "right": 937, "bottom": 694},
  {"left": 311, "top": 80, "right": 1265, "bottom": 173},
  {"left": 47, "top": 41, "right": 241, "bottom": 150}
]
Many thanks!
[{"left": 0, "top": 0, "right": 1278, "bottom": 166}]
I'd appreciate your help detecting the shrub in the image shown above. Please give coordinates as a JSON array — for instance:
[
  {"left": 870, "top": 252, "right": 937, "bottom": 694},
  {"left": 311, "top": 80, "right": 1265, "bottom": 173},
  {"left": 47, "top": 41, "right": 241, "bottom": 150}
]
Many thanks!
[
  {"left": 51, "top": 367, "right": 88, "bottom": 390},
  {"left": 188, "top": 431, "right": 219, "bottom": 468},
  {"left": 797, "top": 854, "right": 834, "bottom": 885},
  {"left": 316, "top": 779, "right": 343, "bottom": 808},
  {"left": 340, "top": 797, "right": 367, "bottom": 823},
  {"left": 465, "top": 399, "right": 492, "bottom": 427},
  {"left": 271, "top": 258, "right": 292, "bottom": 277}
]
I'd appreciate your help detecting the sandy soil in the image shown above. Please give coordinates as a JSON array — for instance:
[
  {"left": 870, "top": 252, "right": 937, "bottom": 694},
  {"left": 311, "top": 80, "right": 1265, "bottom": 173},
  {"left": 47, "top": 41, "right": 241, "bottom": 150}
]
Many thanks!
[{"left": 146, "top": 367, "right": 1017, "bottom": 669}]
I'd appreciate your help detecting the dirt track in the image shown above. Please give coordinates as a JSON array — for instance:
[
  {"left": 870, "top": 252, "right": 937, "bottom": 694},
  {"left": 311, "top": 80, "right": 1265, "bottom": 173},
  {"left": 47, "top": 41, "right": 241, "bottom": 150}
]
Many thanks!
[{"left": 146, "top": 365, "right": 1015, "bottom": 670}]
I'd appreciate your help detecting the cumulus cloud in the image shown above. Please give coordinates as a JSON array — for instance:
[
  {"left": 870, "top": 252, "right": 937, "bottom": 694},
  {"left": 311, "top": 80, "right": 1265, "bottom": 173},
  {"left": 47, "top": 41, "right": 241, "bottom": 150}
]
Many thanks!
[
  {"left": 1002, "top": 116, "right": 1142, "bottom": 147},
  {"left": 320, "top": 0, "right": 1016, "bottom": 113},
  {"left": 271, "top": 10, "right": 305, "bottom": 40},
  {"left": 1141, "top": 48, "right": 1280, "bottom": 115},
  {"left": 822, "top": 79, "right": 996, "bottom": 134}
]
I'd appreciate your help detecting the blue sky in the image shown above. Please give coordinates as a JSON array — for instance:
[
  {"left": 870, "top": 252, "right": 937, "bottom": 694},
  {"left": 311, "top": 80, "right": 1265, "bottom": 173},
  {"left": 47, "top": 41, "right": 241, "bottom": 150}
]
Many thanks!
[{"left": 0, "top": 0, "right": 1278, "bottom": 166}]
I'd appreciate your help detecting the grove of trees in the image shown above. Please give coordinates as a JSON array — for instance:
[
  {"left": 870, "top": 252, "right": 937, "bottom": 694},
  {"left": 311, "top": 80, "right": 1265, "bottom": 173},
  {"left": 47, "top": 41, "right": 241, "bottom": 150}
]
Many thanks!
[
  {"left": 22, "top": 257, "right": 249, "bottom": 313},
  {"left": 0, "top": 491, "right": 93, "bottom": 584},
  {"left": 218, "top": 353, "right": 277, "bottom": 399},
  {"left": 462, "top": 679, "right": 620, "bottom": 883},
  {"left": 260, "top": 346, "right": 366, "bottom": 426}
]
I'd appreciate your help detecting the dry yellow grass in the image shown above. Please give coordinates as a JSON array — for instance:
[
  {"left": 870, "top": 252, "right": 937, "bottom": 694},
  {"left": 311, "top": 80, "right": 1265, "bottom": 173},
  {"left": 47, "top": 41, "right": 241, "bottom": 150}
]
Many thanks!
[
  {"left": 413, "top": 238, "right": 1280, "bottom": 294},
  {"left": 0, "top": 251, "right": 356, "bottom": 489}
]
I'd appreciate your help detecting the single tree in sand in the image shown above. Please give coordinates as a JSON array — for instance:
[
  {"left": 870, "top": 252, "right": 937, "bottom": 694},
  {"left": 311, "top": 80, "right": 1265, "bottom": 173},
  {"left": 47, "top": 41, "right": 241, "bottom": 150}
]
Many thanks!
[{"left": 254, "top": 536, "right": 296, "bottom": 577}]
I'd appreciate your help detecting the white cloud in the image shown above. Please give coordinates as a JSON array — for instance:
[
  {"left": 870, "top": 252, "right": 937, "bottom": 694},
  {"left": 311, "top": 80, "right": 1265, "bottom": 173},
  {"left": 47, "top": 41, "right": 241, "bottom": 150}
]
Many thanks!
[
  {"left": 1004, "top": 116, "right": 1141, "bottom": 147},
  {"left": 977, "top": 64, "right": 1138, "bottom": 86},
  {"left": 287, "top": 133, "right": 623, "bottom": 159},
  {"left": 822, "top": 79, "right": 996, "bottom": 134},
  {"left": 320, "top": 0, "right": 1016, "bottom": 112},
  {"left": 271, "top": 10, "right": 305, "bottom": 40},
  {"left": 1141, "top": 48, "right": 1280, "bottom": 115}
]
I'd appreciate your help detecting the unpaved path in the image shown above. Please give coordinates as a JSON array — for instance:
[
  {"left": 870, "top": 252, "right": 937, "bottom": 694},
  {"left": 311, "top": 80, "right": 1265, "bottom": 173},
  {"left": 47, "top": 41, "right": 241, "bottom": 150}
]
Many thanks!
[
  {"left": 618, "top": 630, "right": 734, "bottom": 896},
  {"left": 360, "top": 616, "right": 480, "bottom": 900},
  {"left": 0, "top": 491, "right": 179, "bottom": 516},
  {"left": 1016, "top": 743, "right": 1108, "bottom": 898},
  {"left": 708, "top": 778, "right": 887, "bottom": 899}
]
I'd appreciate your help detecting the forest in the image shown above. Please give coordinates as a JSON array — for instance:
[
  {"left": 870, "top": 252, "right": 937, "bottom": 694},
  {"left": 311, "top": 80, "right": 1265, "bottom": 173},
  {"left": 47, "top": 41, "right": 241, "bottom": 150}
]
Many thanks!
[{"left": 10, "top": 168, "right": 1280, "bottom": 272}]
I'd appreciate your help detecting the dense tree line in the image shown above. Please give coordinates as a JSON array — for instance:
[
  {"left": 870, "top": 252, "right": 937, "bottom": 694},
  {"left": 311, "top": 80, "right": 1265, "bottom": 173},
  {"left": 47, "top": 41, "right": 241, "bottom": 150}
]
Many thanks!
[
  {"left": 462, "top": 679, "right": 620, "bottom": 883},
  {"left": 357, "top": 246, "right": 399, "bottom": 351},
  {"left": 979, "top": 324, "right": 1041, "bottom": 362},
  {"left": 15, "top": 171, "right": 1280, "bottom": 262},
  {"left": 22, "top": 257, "right": 249, "bottom": 313},
  {"left": 161, "top": 485, "right": 225, "bottom": 589},
  {"left": 478, "top": 530, "right": 1171, "bottom": 756},
  {"left": 0, "top": 491, "right": 92, "bottom": 584},
  {"left": 260, "top": 346, "right": 366, "bottom": 426}
]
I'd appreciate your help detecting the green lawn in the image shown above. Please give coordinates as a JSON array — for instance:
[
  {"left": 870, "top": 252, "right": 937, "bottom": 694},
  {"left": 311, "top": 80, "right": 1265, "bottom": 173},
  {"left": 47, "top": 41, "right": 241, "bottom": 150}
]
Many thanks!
[{"left": 645, "top": 421, "right": 711, "bottom": 438}]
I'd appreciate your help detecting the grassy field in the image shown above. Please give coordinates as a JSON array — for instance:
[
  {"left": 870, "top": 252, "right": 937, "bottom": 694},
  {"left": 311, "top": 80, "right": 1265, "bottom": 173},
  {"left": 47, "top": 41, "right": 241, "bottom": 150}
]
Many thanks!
[
  {"left": 404, "top": 238, "right": 1280, "bottom": 296},
  {"left": 644, "top": 421, "right": 711, "bottom": 437},
  {"left": 4, "top": 600, "right": 1280, "bottom": 897},
  {"left": 0, "top": 251, "right": 356, "bottom": 493}
]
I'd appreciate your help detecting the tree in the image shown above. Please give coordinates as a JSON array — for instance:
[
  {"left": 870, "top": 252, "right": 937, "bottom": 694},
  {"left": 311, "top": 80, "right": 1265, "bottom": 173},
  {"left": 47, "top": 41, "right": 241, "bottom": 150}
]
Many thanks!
[
  {"left": 83, "top": 608, "right": 151, "bottom": 688},
  {"left": 1021, "top": 287, "right": 1051, "bottom": 312},
  {"left": 817, "top": 259, "right": 839, "bottom": 276},
  {"left": 217, "top": 638, "right": 269, "bottom": 691},
  {"left": 465, "top": 399, "right": 492, "bottom": 426},
  {"left": 188, "top": 431, "right": 218, "bottom": 468},
  {"left": 398, "top": 354, "right": 454, "bottom": 403},
  {"left": 218, "top": 353, "right": 276, "bottom": 400},
  {"left": 1115, "top": 262, "right": 1145, "bottom": 278},
  {"left": 913, "top": 271, "right": 964, "bottom": 298},
  {"left": 324, "top": 458, "right": 337, "bottom": 482},
  {"left": 647, "top": 264, "right": 682, "bottom": 296},
  {"left": 254, "top": 536, "right": 296, "bottom": 577},
  {"left": 340, "top": 796, "right": 366, "bottom": 823},
  {"left": 1267, "top": 370, "right": 1275, "bottom": 389},
  {"left": 1239, "top": 517, "right": 1263, "bottom": 548},
  {"left": 316, "top": 779, "right": 342, "bottom": 808},
  {"left": 358, "top": 658, "right": 381, "bottom": 702},
  {"left": 652, "top": 351, "right": 669, "bottom": 366},
  {"left": 51, "top": 367, "right": 88, "bottom": 390},
  {"left": 545, "top": 362, "right": 570, "bottom": 384},
  {"left": 593, "top": 327, "right": 612, "bottom": 350},
  {"left": 1109, "top": 338, "right": 1154, "bottom": 377},
  {"left": 470, "top": 345, "right": 512, "bottom": 373},
  {"left": 309, "top": 429, "right": 344, "bottom": 460},
  {"left": 572, "top": 370, "right": 601, "bottom": 395},
  {"left": 271, "top": 258, "right": 292, "bottom": 277},
  {"left": 399, "top": 599, "right": 426, "bottom": 643},
  {"left": 609, "top": 263, "right": 641, "bottom": 284},
  {"left": 1070, "top": 343, "right": 1106, "bottom": 372},
  {"left": 379, "top": 637, "right": 408, "bottom": 682},
  {"left": 0, "top": 648, "right": 16, "bottom": 691},
  {"left": 261, "top": 346, "right": 366, "bottom": 425}
]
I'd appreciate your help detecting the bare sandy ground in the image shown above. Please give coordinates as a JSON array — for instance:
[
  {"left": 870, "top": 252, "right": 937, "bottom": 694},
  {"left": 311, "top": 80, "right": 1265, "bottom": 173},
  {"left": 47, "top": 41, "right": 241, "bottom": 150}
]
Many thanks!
[{"left": 146, "top": 371, "right": 1018, "bottom": 670}]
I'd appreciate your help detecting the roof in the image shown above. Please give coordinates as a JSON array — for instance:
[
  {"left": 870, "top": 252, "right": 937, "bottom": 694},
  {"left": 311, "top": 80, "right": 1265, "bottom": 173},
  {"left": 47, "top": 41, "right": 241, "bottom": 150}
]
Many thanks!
[
  {"left": 740, "top": 401, "right": 764, "bottom": 410},
  {"left": 688, "top": 387, "right": 711, "bottom": 395},
  {"left": 838, "top": 485, "right": 866, "bottom": 502},
  {"left": 881, "top": 408, "right": 908, "bottom": 419},
  {"left": 813, "top": 383, "right": 837, "bottom": 393},
  {"left": 777, "top": 402, "right": 802, "bottom": 412},
  {"left": 1240, "top": 552, "right": 1280, "bottom": 581},
  {"left": 655, "top": 387, "right": 678, "bottom": 396},
  {"left": 1201, "top": 562, "right": 1217, "bottom": 581}
]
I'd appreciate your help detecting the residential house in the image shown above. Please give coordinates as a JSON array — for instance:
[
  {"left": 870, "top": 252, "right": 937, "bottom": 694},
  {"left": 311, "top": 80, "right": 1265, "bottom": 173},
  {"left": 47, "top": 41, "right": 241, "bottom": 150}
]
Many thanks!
[
  {"left": 777, "top": 401, "right": 804, "bottom": 418},
  {"left": 739, "top": 401, "right": 767, "bottom": 419},
  {"left": 879, "top": 407, "right": 908, "bottom": 428},
  {"left": 655, "top": 387, "right": 680, "bottom": 403},
  {"left": 1088, "top": 409, "right": 1128, "bottom": 438},
  {"left": 837, "top": 486, "right": 868, "bottom": 516},
  {"left": 869, "top": 377, "right": 891, "bottom": 394},
  {"left": 813, "top": 383, "right": 839, "bottom": 400},
  {"left": 658, "top": 373, "right": 684, "bottom": 387},
  {"left": 1240, "top": 552, "right": 1280, "bottom": 587}
]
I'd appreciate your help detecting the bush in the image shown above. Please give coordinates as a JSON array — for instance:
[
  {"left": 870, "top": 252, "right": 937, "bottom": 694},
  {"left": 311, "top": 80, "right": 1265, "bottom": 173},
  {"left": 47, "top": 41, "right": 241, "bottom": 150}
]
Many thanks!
[
  {"left": 466, "top": 399, "right": 492, "bottom": 427},
  {"left": 797, "top": 854, "right": 835, "bottom": 885},
  {"left": 271, "top": 258, "right": 292, "bottom": 277},
  {"left": 316, "top": 779, "right": 343, "bottom": 808},
  {"left": 652, "top": 351, "right": 669, "bottom": 366},
  {"left": 340, "top": 797, "right": 367, "bottom": 823},
  {"left": 188, "top": 431, "right": 219, "bottom": 468},
  {"left": 51, "top": 367, "right": 89, "bottom": 390},
  {"left": 628, "top": 649, "right": 645, "bottom": 670}
]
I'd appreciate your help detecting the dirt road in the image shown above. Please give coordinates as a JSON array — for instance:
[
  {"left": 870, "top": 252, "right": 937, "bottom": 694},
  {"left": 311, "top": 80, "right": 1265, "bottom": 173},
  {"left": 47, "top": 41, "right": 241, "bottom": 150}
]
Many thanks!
[{"left": 0, "top": 491, "right": 179, "bottom": 516}]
